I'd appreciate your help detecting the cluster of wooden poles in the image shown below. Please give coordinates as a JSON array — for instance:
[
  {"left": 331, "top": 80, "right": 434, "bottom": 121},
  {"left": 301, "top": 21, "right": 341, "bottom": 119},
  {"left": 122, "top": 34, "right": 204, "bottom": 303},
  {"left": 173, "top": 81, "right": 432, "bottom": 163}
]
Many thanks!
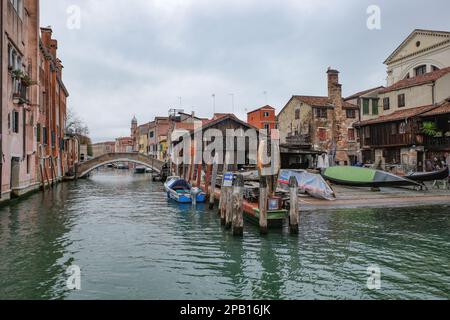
[
  {"left": 39, "top": 156, "right": 59, "bottom": 189},
  {"left": 181, "top": 160, "right": 301, "bottom": 236}
]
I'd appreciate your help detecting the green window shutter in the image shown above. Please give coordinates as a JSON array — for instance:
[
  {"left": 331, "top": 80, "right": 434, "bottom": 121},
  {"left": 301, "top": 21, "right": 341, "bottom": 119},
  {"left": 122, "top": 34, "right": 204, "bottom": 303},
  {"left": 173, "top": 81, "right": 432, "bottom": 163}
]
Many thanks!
[
  {"left": 363, "top": 99, "right": 370, "bottom": 115},
  {"left": 372, "top": 99, "right": 379, "bottom": 115},
  {"left": 37, "top": 124, "right": 41, "bottom": 143}
]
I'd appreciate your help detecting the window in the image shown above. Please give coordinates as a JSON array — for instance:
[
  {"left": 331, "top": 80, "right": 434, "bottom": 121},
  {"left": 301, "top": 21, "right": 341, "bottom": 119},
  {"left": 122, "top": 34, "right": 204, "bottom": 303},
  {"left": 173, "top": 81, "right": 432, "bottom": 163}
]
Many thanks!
[
  {"left": 383, "top": 97, "right": 390, "bottom": 110},
  {"left": 26, "top": 155, "right": 31, "bottom": 174},
  {"left": 264, "top": 124, "right": 270, "bottom": 130},
  {"left": 12, "top": 111, "right": 19, "bottom": 133},
  {"left": 43, "top": 127, "right": 48, "bottom": 145},
  {"left": 398, "top": 94, "right": 405, "bottom": 108},
  {"left": 318, "top": 128, "right": 327, "bottom": 141},
  {"left": 415, "top": 65, "right": 427, "bottom": 76},
  {"left": 362, "top": 99, "right": 370, "bottom": 115},
  {"left": 9, "top": 0, "right": 23, "bottom": 18},
  {"left": 399, "top": 122, "right": 406, "bottom": 134},
  {"left": 295, "top": 109, "right": 300, "bottom": 120},
  {"left": 391, "top": 123, "right": 398, "bottom": 135},
  {"left": 149, "top": 131, "right": 154, "bottom": 138},
  {"left": 346, "top": 109, "right": 356, "bottom": 119},
  {"left": 315, "top": 108, "right": 328, "bottom": 119},
  {"left": 364, "top": 126, "right": 371, "bottom": 139},
  {"left": 348, "top": 128, "right": 356, "bottom": 141},
  {"left": 36, "top": 124, "right": 41, "bottom": 143},
  {"left": 8, "top": 45, "right": 14, "bottom": 69},
  {"left": 372, "top": 99, "right": 379, "bottom": 115},
  {"left": 263, "top": 112, "right": 270, "bottom": 118}
]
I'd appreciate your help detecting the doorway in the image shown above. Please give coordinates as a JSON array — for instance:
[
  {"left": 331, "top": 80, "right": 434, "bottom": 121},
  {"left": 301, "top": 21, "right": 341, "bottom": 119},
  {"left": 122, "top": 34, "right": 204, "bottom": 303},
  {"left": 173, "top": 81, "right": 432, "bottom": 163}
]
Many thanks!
[
  {"left": 417, "top": 151, "right": 424, "bottom": 172},
  {"left": 10, "top": 157, "right": 20, "bottom": 191}
]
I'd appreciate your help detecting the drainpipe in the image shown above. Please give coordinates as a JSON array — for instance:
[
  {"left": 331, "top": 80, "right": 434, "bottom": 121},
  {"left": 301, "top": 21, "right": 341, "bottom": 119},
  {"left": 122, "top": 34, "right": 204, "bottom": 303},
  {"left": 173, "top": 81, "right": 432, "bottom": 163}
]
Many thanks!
[
  {"left": 431, "top": 81, "right": 436, "bottom": 106},
  {"left": 0, "top": 0, "right": 3, "bottom": 198}
]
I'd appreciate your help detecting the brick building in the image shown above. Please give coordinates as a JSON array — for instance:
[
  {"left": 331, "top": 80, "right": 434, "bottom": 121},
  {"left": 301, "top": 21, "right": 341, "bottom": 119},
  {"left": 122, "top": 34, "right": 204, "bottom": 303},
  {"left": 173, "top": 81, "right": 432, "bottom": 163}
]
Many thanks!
[{"left": 277, "top": 68, "right": 360, "bottom": 167}]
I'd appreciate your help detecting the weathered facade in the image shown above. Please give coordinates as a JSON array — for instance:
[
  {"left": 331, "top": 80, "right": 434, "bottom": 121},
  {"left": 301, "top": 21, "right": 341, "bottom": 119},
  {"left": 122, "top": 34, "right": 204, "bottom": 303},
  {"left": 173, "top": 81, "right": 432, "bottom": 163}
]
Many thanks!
[
  {"left": 38, "top": 27, "right": 72, "bottom": 184},
  {"left": 92, "top": 141, "right": 115, "bottom": 158},
  {"left": 352, "top": 29, "right": 450, "bottom": 172},
  {"left": 170, "top": 113, "right": 258, "bottom": 175},
  {"left": 1, "top": 1, "right": 77, "bottom": 201},
  {"left": 115, "top": 137, "right": 133, "bottom": 153},
  {"left": 277, "top": 68, "right": 360, "bottom": 167},
  {"left": 356, "top": 68, "right": 450, "bottom": 172}
]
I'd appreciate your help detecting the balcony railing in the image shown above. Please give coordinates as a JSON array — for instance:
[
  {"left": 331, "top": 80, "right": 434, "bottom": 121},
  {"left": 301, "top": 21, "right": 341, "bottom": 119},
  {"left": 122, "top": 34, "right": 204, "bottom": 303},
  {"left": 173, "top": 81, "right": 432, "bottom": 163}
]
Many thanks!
[
  {"left": 12, "top": 81, "right": 28, "bottom": 104},
  {"left": 285, "top": 134, "right": 311, "bottom": 145},
  {"left": 424, "top": 135, "right": 450, "bottom": 147}
]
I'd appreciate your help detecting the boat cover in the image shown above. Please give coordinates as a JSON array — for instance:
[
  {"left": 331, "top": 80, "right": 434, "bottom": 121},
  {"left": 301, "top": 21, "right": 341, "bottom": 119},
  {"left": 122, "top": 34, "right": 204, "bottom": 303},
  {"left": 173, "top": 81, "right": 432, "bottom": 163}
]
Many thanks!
[
  {"left": 166, "top": 178, "right": 191, "bottom": 191},
  {"left": 278, "top": 170, "right": 335, "bottom": 201}
]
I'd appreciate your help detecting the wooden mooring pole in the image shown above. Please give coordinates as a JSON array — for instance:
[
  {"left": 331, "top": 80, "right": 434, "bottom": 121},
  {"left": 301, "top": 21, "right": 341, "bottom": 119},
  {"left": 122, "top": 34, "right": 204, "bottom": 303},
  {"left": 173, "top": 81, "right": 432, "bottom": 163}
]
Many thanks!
[
  {"left": 209, "top": 160, "right": 218, "bottom": 210},
  {"left": 225, "top": 185, "right": 233, "bottom": 230},
  {"left": 289, "top": 176, "right": 299, "bottom": 234},
  {"left": 232, "top": 174, "right": 244, "bottom": 236},
  {"left": 259, "top": 176, "right": 268, "bottom": 234}
]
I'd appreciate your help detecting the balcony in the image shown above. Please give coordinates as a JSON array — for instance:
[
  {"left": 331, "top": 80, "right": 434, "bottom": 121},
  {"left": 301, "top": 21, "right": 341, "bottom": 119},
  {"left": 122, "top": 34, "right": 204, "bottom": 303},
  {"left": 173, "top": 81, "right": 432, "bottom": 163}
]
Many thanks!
[
  {"left": 424, "top": 134, "right": 450, "bottom": 148},
  {"left": 12, "top": 80, "right": 28, "bottom": 105},
  {"left": 285, "top": 134, "right": 312, "bottom": 146}
]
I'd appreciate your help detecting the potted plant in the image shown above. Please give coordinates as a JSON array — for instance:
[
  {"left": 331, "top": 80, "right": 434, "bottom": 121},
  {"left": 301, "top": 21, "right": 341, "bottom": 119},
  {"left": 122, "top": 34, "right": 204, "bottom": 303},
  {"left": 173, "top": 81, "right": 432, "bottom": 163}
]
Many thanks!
[
  {"left": 21, "top": 74, "right": 37, "bottom": 87},
  {"left": 11, "top": 69, "right": 24, "bottom": 80},
  {"left": 421, "top": 121, "right": 441, "bottom": 137}
]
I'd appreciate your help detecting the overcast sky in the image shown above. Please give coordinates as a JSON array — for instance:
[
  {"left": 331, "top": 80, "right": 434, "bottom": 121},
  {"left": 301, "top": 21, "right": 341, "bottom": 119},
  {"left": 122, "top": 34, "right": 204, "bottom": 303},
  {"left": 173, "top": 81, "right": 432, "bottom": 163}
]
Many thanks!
[{"left": 40, "top": 0, "right": 450, "bottom": 142}]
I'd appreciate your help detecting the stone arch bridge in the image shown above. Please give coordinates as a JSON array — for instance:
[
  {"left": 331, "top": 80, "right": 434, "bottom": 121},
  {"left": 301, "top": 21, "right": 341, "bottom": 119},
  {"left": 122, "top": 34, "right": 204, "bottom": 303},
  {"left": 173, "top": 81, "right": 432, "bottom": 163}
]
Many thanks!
[{"left": 75, "top": 153, "right": 165, "bottom": 178}]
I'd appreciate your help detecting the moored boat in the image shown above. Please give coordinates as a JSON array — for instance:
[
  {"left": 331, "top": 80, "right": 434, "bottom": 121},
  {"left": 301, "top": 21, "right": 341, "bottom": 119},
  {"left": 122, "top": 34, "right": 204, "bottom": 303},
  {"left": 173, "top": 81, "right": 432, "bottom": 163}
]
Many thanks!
[
  {"left": 134, "top": 166, "right": 147, "bottom": 174},
  {"left": 278, "top": 169, "right": 335, "bottom": 200},
  {"left": 164, "top": 177, "right": 206, "bottom": 204},
  {"left": 406, "top": 166, "right": 449, "bottom": 182},
  {"left": 321, "top": 166, "right": 422, "bottom": 188}
]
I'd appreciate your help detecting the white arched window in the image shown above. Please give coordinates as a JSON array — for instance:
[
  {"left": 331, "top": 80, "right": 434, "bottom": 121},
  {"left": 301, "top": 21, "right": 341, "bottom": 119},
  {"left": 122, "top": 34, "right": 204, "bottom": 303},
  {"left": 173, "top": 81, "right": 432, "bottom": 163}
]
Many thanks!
[{"left": 414, "top": 65, "right": 427, "bottom": 77}]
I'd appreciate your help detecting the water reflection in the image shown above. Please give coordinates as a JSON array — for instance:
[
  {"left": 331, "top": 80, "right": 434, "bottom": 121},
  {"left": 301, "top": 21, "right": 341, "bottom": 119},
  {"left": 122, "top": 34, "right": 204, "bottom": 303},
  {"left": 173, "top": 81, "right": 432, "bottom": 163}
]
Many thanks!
[{"left": 0, "top": 170, "right": 449, "bottom": 300}]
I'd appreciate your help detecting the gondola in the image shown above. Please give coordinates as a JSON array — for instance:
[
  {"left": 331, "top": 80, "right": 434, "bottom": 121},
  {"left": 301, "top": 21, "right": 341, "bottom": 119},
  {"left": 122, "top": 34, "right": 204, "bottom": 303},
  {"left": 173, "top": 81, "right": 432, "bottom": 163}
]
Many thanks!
[
  {"left": 321, "top": 166, "right": 423, "bottom": 188},
  {"left": 406, "top": 166, "right": 449, "bottom": 182}
]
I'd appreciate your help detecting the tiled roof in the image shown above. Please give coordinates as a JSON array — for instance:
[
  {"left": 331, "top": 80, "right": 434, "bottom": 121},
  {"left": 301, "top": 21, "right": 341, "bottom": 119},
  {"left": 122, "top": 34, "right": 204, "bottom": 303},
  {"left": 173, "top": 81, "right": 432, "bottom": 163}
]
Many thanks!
[
  {"left": 293, "top": 96, "right": 332, "bottom": 107},
  {"left": 356, "top": 105, "right": 438, "bottom": 126},
  {"left": 247, "top": 105, "right": 276, "bottom": 114},
  {"left": 292, "top": 95, "right": 358, "bottom": 109},
  {"left": 344, "top": 86, "right": 385, "bottom": 101},
  {"left": 379, "top": 67, "right": 450, "bottom": 94},
  {"left": 420, "top": 100, "right": 450, "bottom": 117}
]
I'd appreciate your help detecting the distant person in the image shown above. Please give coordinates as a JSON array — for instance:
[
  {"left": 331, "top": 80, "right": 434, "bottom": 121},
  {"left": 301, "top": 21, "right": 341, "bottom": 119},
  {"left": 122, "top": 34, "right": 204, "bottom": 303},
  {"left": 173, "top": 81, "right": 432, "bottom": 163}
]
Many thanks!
[{"left": 425, "top": 159, "right": 433, "bottom": 172}]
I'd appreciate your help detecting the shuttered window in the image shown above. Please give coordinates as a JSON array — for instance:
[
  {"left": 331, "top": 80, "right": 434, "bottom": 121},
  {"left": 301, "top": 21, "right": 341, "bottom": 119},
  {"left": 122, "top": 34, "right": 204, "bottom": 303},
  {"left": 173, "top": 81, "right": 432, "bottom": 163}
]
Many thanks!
[
  {"left": 36, "top": 124, "right": 41, "bottom": 142},
  {"left": 372, "top": 99, "right": 379, "bottom": 115},
  {"left": 362, "top": 99, "right": 370, "bottom": 115},
  {"left": 398, "top": 94, "right": 406, "bottom": 108},
  {"left": 318, "top": 128, "right": 327, "bottom": 141},
  {"left": 383, "top": 97, "right": 390, "bottom": 110},
  {"left": 348, "top": 128, "right": 356, "bottom": 141}
]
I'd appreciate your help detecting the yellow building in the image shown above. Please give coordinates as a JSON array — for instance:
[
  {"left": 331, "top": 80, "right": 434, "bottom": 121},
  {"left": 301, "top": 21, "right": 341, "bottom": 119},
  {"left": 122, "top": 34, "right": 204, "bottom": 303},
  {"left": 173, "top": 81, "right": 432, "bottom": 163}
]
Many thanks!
[{"left": 137, "top": 123, "right": 150, "bottom": 155}]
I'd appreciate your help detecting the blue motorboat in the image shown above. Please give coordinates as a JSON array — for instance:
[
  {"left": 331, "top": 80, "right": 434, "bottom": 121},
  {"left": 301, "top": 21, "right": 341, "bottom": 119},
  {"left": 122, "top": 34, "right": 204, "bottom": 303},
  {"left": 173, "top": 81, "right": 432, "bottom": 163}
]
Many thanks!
[{"left": 164, "top": 177, "right": 206, "bottom": 204}]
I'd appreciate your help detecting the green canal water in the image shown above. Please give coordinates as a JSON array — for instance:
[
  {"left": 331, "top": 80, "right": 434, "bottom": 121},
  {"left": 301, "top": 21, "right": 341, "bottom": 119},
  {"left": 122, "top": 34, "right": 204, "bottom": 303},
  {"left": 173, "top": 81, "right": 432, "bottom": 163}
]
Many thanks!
[{"left": 0, "top": 171, "right": 449, "bottom": 300}]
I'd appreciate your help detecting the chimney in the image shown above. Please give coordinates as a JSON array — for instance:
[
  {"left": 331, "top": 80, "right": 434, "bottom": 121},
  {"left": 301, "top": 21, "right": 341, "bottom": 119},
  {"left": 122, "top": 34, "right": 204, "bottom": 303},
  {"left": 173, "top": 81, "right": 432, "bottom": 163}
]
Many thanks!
[{"left": 327, "top": 67, "right": 342, "bottom": 101}]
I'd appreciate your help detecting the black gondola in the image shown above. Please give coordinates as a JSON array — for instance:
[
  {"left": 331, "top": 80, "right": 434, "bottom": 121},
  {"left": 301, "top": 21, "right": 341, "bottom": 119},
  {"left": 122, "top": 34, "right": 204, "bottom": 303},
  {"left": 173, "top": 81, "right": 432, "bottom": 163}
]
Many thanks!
[{"left": 406, "top": 166, "right": 449, "bottom": 182}]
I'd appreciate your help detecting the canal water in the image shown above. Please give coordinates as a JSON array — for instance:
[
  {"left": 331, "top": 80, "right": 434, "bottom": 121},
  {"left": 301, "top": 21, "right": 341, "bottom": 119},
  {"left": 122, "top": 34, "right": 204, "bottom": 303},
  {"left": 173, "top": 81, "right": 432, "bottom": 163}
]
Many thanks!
[{"left": 0, "top": 170, "right": 449, "bottom": 300}]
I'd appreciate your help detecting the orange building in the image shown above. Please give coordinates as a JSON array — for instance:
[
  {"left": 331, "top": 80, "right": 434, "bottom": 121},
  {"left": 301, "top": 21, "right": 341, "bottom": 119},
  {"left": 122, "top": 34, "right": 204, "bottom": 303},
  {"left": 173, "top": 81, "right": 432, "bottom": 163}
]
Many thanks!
[
  {"left": 247, "top": 105, "right": 277, "bottom": 130},
  {"left": 37, "top": 27, "right": 72, "bottom": 183}
]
